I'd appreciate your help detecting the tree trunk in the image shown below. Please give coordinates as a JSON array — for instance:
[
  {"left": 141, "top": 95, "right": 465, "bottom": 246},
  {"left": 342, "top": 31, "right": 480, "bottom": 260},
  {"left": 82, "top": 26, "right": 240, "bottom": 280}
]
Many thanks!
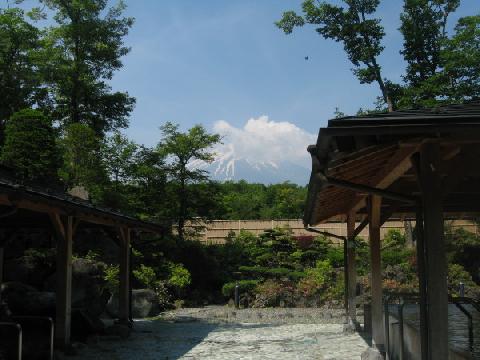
[{"left": 372, "top": 59, "right": 394, "bottom": 112}]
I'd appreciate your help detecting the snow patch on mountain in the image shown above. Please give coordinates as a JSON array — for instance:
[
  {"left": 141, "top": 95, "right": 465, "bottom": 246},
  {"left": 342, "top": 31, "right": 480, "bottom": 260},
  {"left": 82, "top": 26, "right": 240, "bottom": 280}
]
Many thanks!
[{"left": 189, "top": 116, "right": 315, "bottom": 185}]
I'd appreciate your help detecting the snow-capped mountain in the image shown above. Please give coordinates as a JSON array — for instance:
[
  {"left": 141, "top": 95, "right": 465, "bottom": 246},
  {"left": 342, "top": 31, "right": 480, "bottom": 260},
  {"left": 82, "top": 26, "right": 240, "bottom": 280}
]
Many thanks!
[
  {"left": 190, "top": 150, "right": 310, "bottom": 185},
  {"left": 188, "top": 116, "right": 316, "bottom": 185}
]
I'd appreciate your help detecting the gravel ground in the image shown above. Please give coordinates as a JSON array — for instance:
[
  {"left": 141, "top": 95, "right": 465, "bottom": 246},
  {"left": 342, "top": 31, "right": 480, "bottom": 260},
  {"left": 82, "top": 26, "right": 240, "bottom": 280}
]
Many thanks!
[{"left": 75, "top": 307, "right": 370, "bottom": 360}]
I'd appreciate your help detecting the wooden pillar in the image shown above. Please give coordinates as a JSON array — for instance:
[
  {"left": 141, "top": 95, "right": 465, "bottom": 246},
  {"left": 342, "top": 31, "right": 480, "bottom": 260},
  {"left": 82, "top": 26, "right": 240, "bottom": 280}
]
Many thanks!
[
  {"left": 0, "top": 246, "right": 4, "bottom": 302},
  {"left": 368, "top": 195, "right": 384, "bottom": 350},
  {"left": 118, "top": 227, "right": 131, "bottom": 323},
  {"left": 418, "top": 142, "right": 448, "bottom": 360},
  {"left": 52, "top": 214, "right": 73, "bottom": 349},
  {"left": 415, "top": 207, "right": 429, "bottom": 360},
  {"left": 347, "top": 211, "right": 357, "bottom": 324},
  {"left": 343, "top": 238, "right": 348, "bottom": 317}
]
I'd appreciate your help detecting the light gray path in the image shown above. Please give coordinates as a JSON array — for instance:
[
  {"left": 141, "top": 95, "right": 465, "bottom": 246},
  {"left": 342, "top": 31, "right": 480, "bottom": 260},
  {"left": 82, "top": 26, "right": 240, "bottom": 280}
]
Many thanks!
[{"left": 77, "top": 308, "right": 369, "bottom": 360}]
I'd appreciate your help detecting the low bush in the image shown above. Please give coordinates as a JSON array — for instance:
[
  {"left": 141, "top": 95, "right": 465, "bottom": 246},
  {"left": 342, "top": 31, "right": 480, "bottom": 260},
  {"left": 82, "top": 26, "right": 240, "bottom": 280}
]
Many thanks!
[
  {"left": 222, "top": 280, "right": 260, "bottom": 297},
  {"left": 104, "top": 264, "right": 120, "bottom": 294},
  {"left": 448, "top": 263, "right": 480, "bottom": 299},
  {"left": 253, "top": 279, "right": 296, "bottom": 308},
  {"left": 133, "top": 264, "right": 157, "bottom": 289}
]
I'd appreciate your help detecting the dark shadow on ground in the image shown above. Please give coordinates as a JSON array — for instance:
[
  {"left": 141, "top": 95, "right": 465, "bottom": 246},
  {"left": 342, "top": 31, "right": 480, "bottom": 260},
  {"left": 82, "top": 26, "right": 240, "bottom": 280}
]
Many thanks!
[
  {"left": 82, "top": 319, "right": 293, "bottom": 360},
  {"left": 356, "top": 330, "right": 372, "bottom": 347},
  {"left": 147, "top": 320, "right": 287, "bottom": 359}
]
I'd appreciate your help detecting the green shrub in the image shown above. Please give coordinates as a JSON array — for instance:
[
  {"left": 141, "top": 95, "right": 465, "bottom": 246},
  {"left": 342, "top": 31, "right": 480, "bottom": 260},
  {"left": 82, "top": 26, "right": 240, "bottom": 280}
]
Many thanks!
[
  {"left": 305, "top": 260, "right": 334, "bottom": 288},
  {"left": 133, "top": 264, "right": 157, "bottom": 289},
  {"left": 448, "top": 263, "right": 480, "bottom": 298},
  {"left": 253, "top": 279, "right": 296, "bottom": 308},
  {"left": 168, "top": 263, "right": 192, "bottom": 290},
  {"left": 104, "top": 264, "right": 120, "bottom": 294},
  {"left": 222, "top": 280, "right": 260, "bottom": 297},
  {"left": 296, "top": 260, "right": 342, "bottom": 303},
  {"left": 326, "top": 247, "right": 344, "bottom": 267},
  {"left": 238, "top": 265, "right": 305, "bottom": 280},
  {"left": 85, "top": 249, "right": 101, "bottom": 261},
  {"left": 23, "top": 248, "right": 56, "bottom": 267},
  {"left": 155, "top": 280, "right": 173, "bottom": 310}
]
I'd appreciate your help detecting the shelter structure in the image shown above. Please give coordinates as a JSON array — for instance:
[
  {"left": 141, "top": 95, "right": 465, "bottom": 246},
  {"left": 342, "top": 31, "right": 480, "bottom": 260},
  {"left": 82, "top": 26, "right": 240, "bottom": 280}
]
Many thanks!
[
  {"left": 304, "top": 101, "right": 480, "bottom": 360},
  {"left": 0, "top": 170, "right": 168, "bottom": 351}
]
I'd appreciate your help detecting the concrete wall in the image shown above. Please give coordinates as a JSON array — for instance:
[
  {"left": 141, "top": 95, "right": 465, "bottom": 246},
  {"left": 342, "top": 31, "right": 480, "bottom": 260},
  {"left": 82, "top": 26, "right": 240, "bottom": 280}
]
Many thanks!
[{"left": 386, "top": 312, "right": 473, "bottom": 360}]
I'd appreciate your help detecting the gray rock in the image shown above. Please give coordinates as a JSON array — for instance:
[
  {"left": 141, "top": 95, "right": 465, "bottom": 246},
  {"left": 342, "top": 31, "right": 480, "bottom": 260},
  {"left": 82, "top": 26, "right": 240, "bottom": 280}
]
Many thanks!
[
  {"left": 106, "top": 289, "right": 161, "bottom": 319},
  {"left": 132, "top": 289, "right": 161, "bottom": 318},
  {"left": 4, "top": 254, "right": 55, "bottom": 289},
  {"left": 45, "top": 258, "right": 110, "bottom": 318},
  {"left": 361, "top": 347, "right": 385, "bottom": 360},
  {"left": 1, "top": 282, "right": 55, "bottom": 316}
]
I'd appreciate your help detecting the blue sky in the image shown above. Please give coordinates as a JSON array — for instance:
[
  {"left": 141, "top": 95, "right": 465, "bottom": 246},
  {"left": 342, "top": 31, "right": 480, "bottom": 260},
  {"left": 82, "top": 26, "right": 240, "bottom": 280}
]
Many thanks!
[{"left": 108, "top": 0, "right": 478, "bottom": 147}]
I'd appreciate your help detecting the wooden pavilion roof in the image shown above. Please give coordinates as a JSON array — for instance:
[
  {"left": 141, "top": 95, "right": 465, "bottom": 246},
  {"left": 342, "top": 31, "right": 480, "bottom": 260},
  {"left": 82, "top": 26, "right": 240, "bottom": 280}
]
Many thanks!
[
  {"left": 304, "top": 101, "right": 480, "bottom": 226},
  {"left": 0, "top": 170, "right": 169, "bottom": 233}
]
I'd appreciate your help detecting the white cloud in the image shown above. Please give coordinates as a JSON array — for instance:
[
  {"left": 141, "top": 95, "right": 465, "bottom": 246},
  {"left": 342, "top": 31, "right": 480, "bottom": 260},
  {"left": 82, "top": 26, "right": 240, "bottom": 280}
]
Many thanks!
[{"left": 212, "top": 116, "right": 316, "bottom": 168}]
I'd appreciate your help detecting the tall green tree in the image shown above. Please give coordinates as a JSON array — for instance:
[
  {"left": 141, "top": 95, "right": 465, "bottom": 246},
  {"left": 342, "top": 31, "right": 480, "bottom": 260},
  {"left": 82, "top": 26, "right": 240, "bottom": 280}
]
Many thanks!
[
  {"left": 438, "top": 15, "right": 480, "bottom": 101},
  {"left": 1, "top": 109, "right": 60, "bottom": 182},
  {"left": 41, "top": 0, "right": 135, "bottom": 135},
  {"left": 0, "top": 8, "right": 48, "bottom": 132},
  {"left": 159, "top": 122, "right": 221, "bottom": 240},
  {"left": 128, "top": 146, "right": 168, "bottom": 220},
  {"left": 102, "top": 131, "right": 137, "bottom": 188},
  {"left": 276, "top": 0, "right": 396, "bottom": 111},
  {"left": 398, "top": 0, "right": 461, "bottom": 106},
  {"left": 400, "top": 0, "right": 460, "bottom": 86},
  {"left": 59, "top": 122, "right": 105, "bottom": 194}
]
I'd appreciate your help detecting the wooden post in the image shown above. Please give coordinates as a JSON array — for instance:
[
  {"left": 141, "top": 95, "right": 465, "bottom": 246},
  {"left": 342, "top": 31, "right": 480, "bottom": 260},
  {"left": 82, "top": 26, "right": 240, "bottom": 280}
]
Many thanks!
[
  {"left": 418, "top": 142, "right": 448, "bottom": 360},
  {"left": 416, "top": 207, "right": 429, "bottom": 360},
  {"left": 0, "top": 246, "right": 4, "bottom": 302},
  {"left": 347, "top": 211, "right": 357, "bottom": 325},
  {"left": 52, "top": 214, "right": 73, "bottom": 349},
  {"left": 343, "top": 238, "right": 349, "bottom": 318},
  {"left": 368, "top": 195, "right": 385, "bottom": 351},
  {"left": 118, "top": 227, "right": 131, "bottom": 323}
]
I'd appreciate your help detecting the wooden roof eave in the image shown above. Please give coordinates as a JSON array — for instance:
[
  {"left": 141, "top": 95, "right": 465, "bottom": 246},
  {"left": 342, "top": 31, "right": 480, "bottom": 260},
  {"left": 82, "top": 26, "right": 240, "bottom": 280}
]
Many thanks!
[{"left": 0, "top": 184, "right": 167, "bottom": 235}]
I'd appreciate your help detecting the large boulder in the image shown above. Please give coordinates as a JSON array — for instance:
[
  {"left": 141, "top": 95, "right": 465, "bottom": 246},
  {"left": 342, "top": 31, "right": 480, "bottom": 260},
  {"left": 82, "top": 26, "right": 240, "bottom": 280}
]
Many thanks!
[
  {"left": 0, "top": 282, "right": 55, "bottom": 316},
  {"left": 106, "top": 289, "right": 161, "bottom": 319},
  {"left": 71, "top": 309, "right": 106, "bottom": 342},
  {"left": 45, "top": 258, "right": 110, "bottom": 318},
  {"left": 4, "top": 252, "right": 55, "bottom": 289}
]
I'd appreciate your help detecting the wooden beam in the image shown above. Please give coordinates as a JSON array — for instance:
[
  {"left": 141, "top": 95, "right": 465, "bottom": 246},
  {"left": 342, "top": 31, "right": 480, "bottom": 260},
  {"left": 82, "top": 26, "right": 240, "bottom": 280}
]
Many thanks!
[
  {"left": 306, "top": 227, "right": 346, "bottom": 241},
  {"left": 352, "top": 218, "right": 369, "bottom": 239},
  {"left": 321, "top": 175, "right": 417, "bottom": 204},
  {"left": 49, "top": 213, "right": 65, "bottom": 239},
  {"left": 118, "top": 227, "right": 131, "bottom": 323},
  {"left": 53, "top": 215, "right": 73, "bottom": 350},
  {"left": 347, "top": 211, "right": 357, "bottom": 325},
  {"left": 368, "top": 195, "right": 385, "bottom": 351},
  {"left": 350, "top": 146, "right": 418, "bottom": 213},
  {"left": 418, "top": 143, "right": 449, "bottom": 360}
]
